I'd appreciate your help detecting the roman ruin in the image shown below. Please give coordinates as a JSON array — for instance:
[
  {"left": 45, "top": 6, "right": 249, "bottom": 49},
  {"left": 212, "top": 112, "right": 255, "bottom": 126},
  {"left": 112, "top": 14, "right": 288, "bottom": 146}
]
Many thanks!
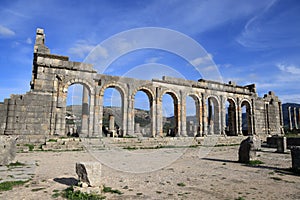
[{"left": 0, "top": 29, "right": 284, "bottom": 138}]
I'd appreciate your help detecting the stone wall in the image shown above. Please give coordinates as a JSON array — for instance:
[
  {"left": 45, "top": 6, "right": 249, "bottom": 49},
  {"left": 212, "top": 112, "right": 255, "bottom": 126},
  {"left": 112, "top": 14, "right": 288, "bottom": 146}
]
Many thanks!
[{"left": 0, "top": 28, "right": 284, "bottom": 139}]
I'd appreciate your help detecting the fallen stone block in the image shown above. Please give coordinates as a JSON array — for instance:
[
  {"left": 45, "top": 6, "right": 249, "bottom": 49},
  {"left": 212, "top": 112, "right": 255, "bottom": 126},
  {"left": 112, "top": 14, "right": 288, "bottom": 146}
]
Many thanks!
[
  {"left": 76, "top": 162, "right": 102, "bottom": 187},
  {"left": 291, "top": 146, "right": 300, "bottom": 170},
  {"left": 0, "top": 136, "right": 17, "bottom": 166}
]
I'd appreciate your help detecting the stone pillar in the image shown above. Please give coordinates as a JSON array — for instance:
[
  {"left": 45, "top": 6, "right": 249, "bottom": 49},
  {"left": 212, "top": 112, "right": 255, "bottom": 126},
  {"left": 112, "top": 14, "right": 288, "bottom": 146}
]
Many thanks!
[
  {"left": 93, "top": 94, "right": 100, "bottom": 137},
  {"left": 135, "top": 123, "right": 140, "bottom": 134},
  {"left": 98, "top": 94, "right": 104, "bottom": 137},
  {"left": 276, "top": 136, "right": 287, "bottom": 153},
  {"left": 151, "top": 99, "right": 156, "bottom": 137},
  {"left": 220, "top": 96, "right": 226, "bottom": 135},
  {"left": 88, "top": 94, "right": 95, "bottom": 137},
  {"left": 288, "top": 106, "right": 293, "bottom": 131},
  {"left": 187, "top": 121, "right": 193, "bottom": 136},
  {"left": 291, "top": 146, "right": 300, "bottom": 170},
  {"left": 202, "top": 95, "right": 207, "bottom": 135},
  {"left": 127, "top": 98, "right": 134, "bottom": 136},
  {"left": 208, "top": 99, "right": 213, "bottom": 135},
  {"left": 156, "top": 97, "right": 163, "bottom": 137},
  {"left": 180, "top": 91, "right": 186, "bottom": 136},
  {"left": 109, "top": 115, "right": 115, "bottom": 132},
  {"left": 196, "top": 99, "right": 202, "bottom": 136},
  {"left": 81, "top": 87, "right": 89, "bottom": 136},
  {"left": 294, "top": 107, "right": 298, "bottom": 129},
  {"left": 237, "top": 98, "right": 242, "bottom": 135}
]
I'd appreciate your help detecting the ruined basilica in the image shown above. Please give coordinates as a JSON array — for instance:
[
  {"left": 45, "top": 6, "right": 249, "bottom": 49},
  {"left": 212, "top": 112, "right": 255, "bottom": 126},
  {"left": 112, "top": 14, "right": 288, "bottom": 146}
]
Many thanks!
[{"left": 0, "top": 29, "right": 283, "bottom": 138}]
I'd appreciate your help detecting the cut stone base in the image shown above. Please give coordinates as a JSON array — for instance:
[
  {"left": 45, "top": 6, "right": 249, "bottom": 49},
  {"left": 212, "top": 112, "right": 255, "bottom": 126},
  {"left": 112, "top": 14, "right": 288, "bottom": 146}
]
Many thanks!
[{"left": 76, "top": 162, "right": 102, "bottom": 187}]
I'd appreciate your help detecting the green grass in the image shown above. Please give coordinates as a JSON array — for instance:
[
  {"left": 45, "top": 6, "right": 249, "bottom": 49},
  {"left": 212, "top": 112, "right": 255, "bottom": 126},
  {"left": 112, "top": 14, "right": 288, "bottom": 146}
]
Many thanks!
[
  {"left": 102, "top": 185, "right": 123, "bottom": 195},
  {"left": 247, "top": 160, "right": 264, "bottom": 166},
  {"left": 62, "top": 186, "right": 106, "bottom": 200},
  {"left": 0, "top": 180, "right": 28, "bottom": 191},
  {"left": 25, "top": 144, "right": 34, "bottom": 151},
  {"left": 48, "top": 139, "right": 58, "bottom": 142},
  {"left": 177, "top": 182, "right": 186, "bottom": 187},
  {"left": 6, "top": 161, "right": 26, "bottom": 168}
]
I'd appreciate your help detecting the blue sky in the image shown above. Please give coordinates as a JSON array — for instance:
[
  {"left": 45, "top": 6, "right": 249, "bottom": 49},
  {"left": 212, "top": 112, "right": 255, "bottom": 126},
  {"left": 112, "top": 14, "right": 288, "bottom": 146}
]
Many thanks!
[{"left": 1, "top": 0, "right": 300, "bottom": 108}]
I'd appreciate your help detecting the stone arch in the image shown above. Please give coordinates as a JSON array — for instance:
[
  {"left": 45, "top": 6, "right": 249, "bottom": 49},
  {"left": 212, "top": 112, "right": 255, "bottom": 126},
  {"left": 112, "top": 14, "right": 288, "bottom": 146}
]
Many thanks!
[
  {"left": 186, "top": 93, "right": 201, "bottom": 137},
  {"left": 99, "top": 82, "right": 128, "bottom": 136},
  {"left": 240, "top": 98, "right": 253, "bottom": 135},
  {"left": 131, "top": 86, "right": 155, "bottom": 137},
  {"left": 225, "top": 97, "right": 237, "bottom": 136},
  {"left": 160, "top": 89, "right": 180, "bottom": 137},
  {"left": 206, "top": 95, "right": 221, "bottom": 135},
  {"left": 60, "top": 78, "right": 95, "bottom": 137}
]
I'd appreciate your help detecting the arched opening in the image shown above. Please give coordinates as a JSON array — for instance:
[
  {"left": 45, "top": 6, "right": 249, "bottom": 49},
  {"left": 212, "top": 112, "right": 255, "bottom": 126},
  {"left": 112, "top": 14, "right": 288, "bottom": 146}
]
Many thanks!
[
  {"left": 133, "top": 90, "right": 152, "bottom": 137},
  {"left": 241, "top": 100, "right": 252, "bottom": 136},
  {"left": 186, "top": 95, "right": 199, "bottom": 137},
  {"left": 225, "top": 98, "right": 237, "bottom": 136},
  {"left": 102, "top": 87, "right": 123, "bottom": 137},
  {"left": 65, "top": 84, "right": 90, "bottom": 137},
  {"left": 162, "top": 92, "right": 179, "bottom": 137},
  {"left": 206, "top": 96, "right": 220, "bottom": 135}
]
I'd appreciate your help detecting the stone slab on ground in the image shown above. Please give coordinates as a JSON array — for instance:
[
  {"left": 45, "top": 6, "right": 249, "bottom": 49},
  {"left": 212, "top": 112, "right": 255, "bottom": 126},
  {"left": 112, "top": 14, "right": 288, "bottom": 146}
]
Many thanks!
[
  {"left": 76, "top": 162, "right": 102, "bottom": 187},
  {"left": 0, "top": 136, "right": 17, "bottom": 166}
]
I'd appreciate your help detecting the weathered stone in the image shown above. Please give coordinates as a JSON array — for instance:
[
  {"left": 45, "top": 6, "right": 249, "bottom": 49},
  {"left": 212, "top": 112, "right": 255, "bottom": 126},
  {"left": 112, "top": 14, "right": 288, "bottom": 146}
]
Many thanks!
[
  {"left": 0, "top": 28, "right": 283, "bottom": 138},
  {"left": 276, "top": 136, "right": 287, "bottom": 153},
  {"left": 252, "top": 135, "right": 261, "bottom": 151},
  {"left": 76, "top": 162, "right": 102, "bottom": 187},
  {"left": 291, "top": 146, "right": 300, "bottom": 170},
  {"left": 0, "top": 136, "right": 17, "bottom": 166},
  {"left": 238, "top": 136, "right": 256, "bottom": 163}
]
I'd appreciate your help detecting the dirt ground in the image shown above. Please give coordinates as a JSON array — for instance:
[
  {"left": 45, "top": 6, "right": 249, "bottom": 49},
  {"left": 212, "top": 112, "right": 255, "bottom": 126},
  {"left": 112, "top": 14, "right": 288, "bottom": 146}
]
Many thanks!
[{"left": 0, "top": 145, "right": 299, "bottom": 200}]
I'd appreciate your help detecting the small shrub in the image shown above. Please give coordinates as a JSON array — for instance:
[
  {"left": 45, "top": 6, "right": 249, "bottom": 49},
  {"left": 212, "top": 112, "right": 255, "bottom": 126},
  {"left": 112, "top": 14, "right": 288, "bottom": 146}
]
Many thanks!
[
  {"left": 0, "top": 180, "right": 28, "bottom": 191},
  {"left": 62, "top": 186, "right": 105, "bottom": 200},
  {"left": 7, "top": 161, "right": 25, "bottom": 168},
  {"left": 103, "top": 185, "right": 122, "bottom": 195},
  {"left": 48, "top": 139, "right": 57, "bottom": 142},
  {"left": 248, "top": 160, "right": 264, "bottom": 166},
  {"left": 177, "top": 182, "right": 186, "bottom": 187},
  {"left": 25, "top": 144, "right": 34, "bottom": 151}
]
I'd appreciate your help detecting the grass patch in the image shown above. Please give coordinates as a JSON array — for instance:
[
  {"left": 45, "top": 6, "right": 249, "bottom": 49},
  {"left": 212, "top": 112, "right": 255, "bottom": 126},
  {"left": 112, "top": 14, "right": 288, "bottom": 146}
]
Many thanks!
[
  {"left": 25, "top": 144, "right": 34, "bottom": 151},
  {"left": 62, "top": 186, "right": 105, "bottom": 200},
  {"left": 247, "top": 160, "right": 264, "bottom": 166},
  {"left": 48, "top": 139, "right": 58, "bottom": 142},
  {"left": 102, "top": 185, "right": 122, "bottom": 195},
  {"left": 7, "top": 161, "right": 26, "bottom": 168},
  {"left": 235, "top": 197, "right": 245, "bottom": 200},
  {"left": 0, "top": 180, "right": 28, "bottom": 191},
  {"left": 177, "top": 182, "right": 186, "bottom": 187},
  {"left": 31, "top": 187, "right": 45, "bottom": 192}
]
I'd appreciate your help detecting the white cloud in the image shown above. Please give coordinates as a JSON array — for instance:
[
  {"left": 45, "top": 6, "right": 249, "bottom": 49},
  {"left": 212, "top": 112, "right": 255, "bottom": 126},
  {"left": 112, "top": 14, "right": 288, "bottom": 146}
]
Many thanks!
[
  {"left": 68, "top": 40, "right": 97, "bottom": 59},
  {"left": 190, "top": 54, "right": 213, "bottom": 66},
  {"left": 26, "top": 37, "right": 32, "bottom": 44},
  {"left": 0, "top": 25, "right": 15, "bottom": 37},
  {"left": 277, "top": 63, "right": 300, "bottom": 75}
]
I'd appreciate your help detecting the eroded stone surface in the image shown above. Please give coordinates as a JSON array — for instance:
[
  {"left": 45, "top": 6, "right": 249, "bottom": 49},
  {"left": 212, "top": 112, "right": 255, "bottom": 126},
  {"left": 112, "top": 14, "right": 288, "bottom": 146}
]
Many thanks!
[
  {"left": 0, "top": 136, "right": 17, "bottom": 166},
  {"left": 238, "top": 136, "right": 256, "bottom": 163},
  {"left": 76, "top": 162, "right": 102, "bottom": 187}
]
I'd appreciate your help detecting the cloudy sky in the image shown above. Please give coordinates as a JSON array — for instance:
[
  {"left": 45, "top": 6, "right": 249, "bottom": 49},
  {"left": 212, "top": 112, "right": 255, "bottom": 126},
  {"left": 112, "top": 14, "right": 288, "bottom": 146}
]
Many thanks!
[{"left": 0, "top": 0, "right": 300, "bottom": 108}]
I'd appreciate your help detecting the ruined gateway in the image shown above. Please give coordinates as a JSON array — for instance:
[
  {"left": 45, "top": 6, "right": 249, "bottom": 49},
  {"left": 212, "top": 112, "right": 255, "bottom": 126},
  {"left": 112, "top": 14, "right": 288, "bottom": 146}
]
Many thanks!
[{"left": 0, "top": 29, "right": 284, "bottom": 139}]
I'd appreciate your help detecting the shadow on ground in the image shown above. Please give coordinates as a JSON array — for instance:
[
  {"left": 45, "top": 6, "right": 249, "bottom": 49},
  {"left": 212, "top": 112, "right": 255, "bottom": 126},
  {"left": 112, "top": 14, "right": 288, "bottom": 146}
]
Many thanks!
[{"left": 53, "top": 177, "right": 78, "bottom": 186}]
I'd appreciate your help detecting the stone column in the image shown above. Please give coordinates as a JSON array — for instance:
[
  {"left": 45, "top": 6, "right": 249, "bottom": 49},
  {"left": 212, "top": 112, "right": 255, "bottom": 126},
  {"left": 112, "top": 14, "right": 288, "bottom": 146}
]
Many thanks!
[
  {"left": 127, "top": 98, "right": 134, "bottom": 136},
  {"left": 202, "top": 95, "right": 207, "bottom": 135},
  {"left": 98, "top": 94, "right": 104, "bottom": 136},
  {"left": 88, "top": 94, "right": 95, "bottom": 137},
  {"left": 156, "top": 98, "right": 163, "bottom": 137},
  {"left": 93, "top": 93, "right": 100, "bottom": 137},
  {"left": 196, "top": 99, "right": 202, "bottom": 136},
  {"left": 288, "top": 106, "right": 293, "bottom": 131},
  {"left": 109, "top": 115, "right": 115, "bottom": 133},
  {"left": 237, "top": 98, "right": 242, "bottom": 135},
  {"left": 208, "top": 99, "right": 213, "bottom": 135},
  {"left": 135, "top": 123, "right": 140, "bottom": 134},
  {"left": 220, "top": 96, "right": 226, "bottom": 135},
  {"left": 81, "top": 87, "right": 89, "bottom": 136},
  {"left": 150, "top": 99, "right": 156, "bottom": 137},
  {"left": 180, "top": 91, "right": 186, "bottom": 136},
  {"left": 294, "top": 107, "right": 298, "bottom": 129}
]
